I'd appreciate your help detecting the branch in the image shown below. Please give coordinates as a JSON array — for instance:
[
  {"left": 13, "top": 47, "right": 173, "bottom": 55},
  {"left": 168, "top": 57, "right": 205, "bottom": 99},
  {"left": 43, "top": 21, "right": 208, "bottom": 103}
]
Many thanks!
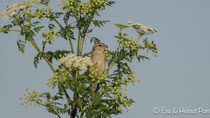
[
  {"left": 58, "top": 82, "right": 73, "bottom": 104},
  {"left": 103, "top": 44, "right": 120, "bottom": 76},
  {"left": 80, "top": 111, "right": 84, "bottom": 118},
  {"left": 70, "top": 104, "right": 77, "bottom": 118},
  {"left": 52, "top": 18, "right": 74, "bottom": 54},
  {"left": 77, "top": 30, "right": 81, "bottom": 56},
  {"left": 103, "top": 58, "right": 117, "bottom": 76},
  {"left": 9, "top": 29, "right": 21, "bottom": 32},
  {"left": 79, "top": 34, "right": 84, "bottom": 56},
  {"left": 28, "top": 36, "right": 73, "bottom": 117},
  {"left": 28, "top": 36, "right": 56, "bottom": 73},
  {"left": 36, "top": 101, "right": 61, "bottom": 118},
  {"left": 79, "top": 9, "right": 96, "bottom": 55},
  {"left": 137, "top": 33, "right": 142, "bottom": 40}
]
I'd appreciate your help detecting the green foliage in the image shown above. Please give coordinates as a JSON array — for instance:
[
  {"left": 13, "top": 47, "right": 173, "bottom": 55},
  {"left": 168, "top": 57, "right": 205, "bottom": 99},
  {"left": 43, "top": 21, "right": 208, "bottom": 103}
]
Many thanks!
[
  {"left": 34, "top": 50, "right": 70, "bottom": 68},
  {"left": 93, "top": 20, "right": 109, "bottom": 28},
  {"left": 90, "top": 37, "right": 101, "bottom": 44},
  {"left": 0, "top": 0, "right": 158, "bottom": 118},
  {"left": 17, "top": 40, "right": 26, "bottom": 53}
]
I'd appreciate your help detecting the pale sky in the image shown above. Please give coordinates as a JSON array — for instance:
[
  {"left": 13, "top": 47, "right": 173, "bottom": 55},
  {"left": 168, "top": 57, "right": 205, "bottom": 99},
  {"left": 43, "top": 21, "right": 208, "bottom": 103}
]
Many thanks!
[{"left": 1, "top": 0, "right": 210, "bottom": 118}]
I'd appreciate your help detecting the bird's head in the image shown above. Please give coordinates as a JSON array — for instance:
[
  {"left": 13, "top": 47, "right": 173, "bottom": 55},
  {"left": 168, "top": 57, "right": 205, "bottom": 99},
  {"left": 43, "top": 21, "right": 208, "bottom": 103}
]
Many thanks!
[{"left": 92, "top": 43, "right": 108, "bottom": 52}]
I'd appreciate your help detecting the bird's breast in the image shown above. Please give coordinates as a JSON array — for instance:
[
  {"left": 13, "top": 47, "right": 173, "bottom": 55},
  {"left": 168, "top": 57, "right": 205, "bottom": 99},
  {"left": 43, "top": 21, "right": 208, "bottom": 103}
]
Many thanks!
[{"left": 91, "top": 52, "right": 105, "bottom": 73}]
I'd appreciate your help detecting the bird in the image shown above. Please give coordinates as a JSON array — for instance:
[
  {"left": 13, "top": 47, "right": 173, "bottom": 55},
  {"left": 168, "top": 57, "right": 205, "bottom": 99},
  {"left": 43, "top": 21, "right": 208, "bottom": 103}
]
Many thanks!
[{"left": 90, "top": 43, "right": 108, "bottom": 91}]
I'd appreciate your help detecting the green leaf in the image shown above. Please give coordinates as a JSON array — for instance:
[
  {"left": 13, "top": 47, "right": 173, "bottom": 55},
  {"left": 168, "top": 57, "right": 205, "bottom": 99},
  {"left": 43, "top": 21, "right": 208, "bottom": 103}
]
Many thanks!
[
  {"left": 58, "top": 26, "right": 75, "bottom": 40},
  {"left": 87, "top": 29, "right": 93, "bottom": 33},
  {"left": 33, "top": 26, "right": 44, "bottom": 33},
  {"left": 42, "top": 41, "right": 47, "bottom": 52},
  {"left": 41, "top": 0, "right": 50, "bottom": 5},
  {"left": 90, "top": 37, "right": 100, "bottom": 44},
  {"left": 63, "top": 11, "right": 71, "bottom": 25},
  {"left": 66, "top": 27, "right": 75, "bottom": 40},
  {"left": 32, "top": 21, "right": 41, "bottom": 25},
  {"left": 107, "top": 51, "right": 117, "bottom": 66},
  {"left": 33, "top": 53, "right": 42, "bottom": 68},
  {"left": 137, "top": 55, "right": 149, "bottom": 62},
  {"left": 107, "top": 1, "right": 116, "bottom": 7},
  {"left": 51, "top": 12, "right": 64, "bottom": 19},
  {"left": 33, "top": 50, "right": 70, "bottom": 68},
  {"left": 93, "top": 20, "right": 109, "bottom": 28},
  {"left": 52, "top": 95, "right": 63, "bottom": 101},
  {"left": 2, "top": 24, "right": 13, "bottom": 33},
  {"left": 48, "top": 23, "right": 55, "bottom": 30},
  {"left": 17, "top": 40, "right": 26, "bottom": 54},
  {"left": 125, "top": 57, "right": 132, "bottom": 63}
]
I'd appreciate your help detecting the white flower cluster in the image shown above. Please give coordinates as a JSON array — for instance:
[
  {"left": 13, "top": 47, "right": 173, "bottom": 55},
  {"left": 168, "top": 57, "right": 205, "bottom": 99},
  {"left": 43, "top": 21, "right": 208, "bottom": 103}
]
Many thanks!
[
  {"left": 59, "top": 54, "right": 93, "bottom": 71},
  {"left": 0, "top": 0, "right": 41, "bottom": 21},
  {"left": 128, "top": 21, "right": 157, "bottom": 34}
]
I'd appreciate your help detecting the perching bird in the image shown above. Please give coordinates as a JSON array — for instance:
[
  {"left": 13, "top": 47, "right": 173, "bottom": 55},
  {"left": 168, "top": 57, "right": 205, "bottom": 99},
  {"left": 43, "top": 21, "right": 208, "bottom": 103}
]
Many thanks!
[{"left": 91, "top": 43, "right": 108, "bottom": 91}]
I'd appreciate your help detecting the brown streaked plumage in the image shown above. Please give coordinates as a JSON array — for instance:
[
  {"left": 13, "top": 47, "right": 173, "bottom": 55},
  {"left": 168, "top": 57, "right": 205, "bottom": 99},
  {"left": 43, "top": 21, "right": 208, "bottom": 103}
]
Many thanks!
[{"left": 91, "top": 43, "right": 108, "bottom": 91}]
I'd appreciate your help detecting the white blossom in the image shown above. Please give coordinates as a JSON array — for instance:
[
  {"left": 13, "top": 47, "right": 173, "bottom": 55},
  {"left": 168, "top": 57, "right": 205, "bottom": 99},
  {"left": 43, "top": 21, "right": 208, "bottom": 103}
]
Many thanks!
[
  {"left": 127, "top": 21, "right": 132, "bottom": 25},
  {"left": 10, "top": 12, "right": 16, "bottom": 16},
  {"left": 18, "top": 5, "right": 26, "bottom": 9},
  {"left": 59, "top": 54, "right": 93, "bottom": 71},
  {"left": 0, "top": 11, "right": 6, "bottom": 16},
  {"left": 129, "top": 22, "right": 157, "bottom": 34},
  {"left": 0, "top": 0, "right": 41, "bottom": 21},
  {"left": 2, "top": 15, "right": 9, "bottom": 21},
  {"left": 32, "top": 0, "right": 42, "bottom": 3}
]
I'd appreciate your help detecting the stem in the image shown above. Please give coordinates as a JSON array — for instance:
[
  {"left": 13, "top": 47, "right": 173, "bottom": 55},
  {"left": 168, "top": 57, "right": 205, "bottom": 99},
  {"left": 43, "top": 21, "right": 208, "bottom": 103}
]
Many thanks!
[
  {"left": 79, "top": 9, "right": 97, "bottom": 56},
  {"left": 28, "top": 37, "right": 56, "bottom": 73},
  {"left": 9, "top": 29, "right": 21, "bottom": 32},
  {"left": 52, "top": 18, "right": 74, "bottom": 54},
  {"left": 79, "top": 34, "right": 85, "bottom": 55},
  {"left": 103, "top": 44, "right": 120, "bottom": 76},
  {"left": 70, "top": 69, "right": 79, "bottom": 118},
  {"left": 103, "top": 59, "right": 117, "bottom": 76},
  {"left": 58, "top": 82, "right": 73, "bottom": 103},
  {"left": 36, "top": 102, "right": 61, "bottom": 118},
  {"left": 78, "top": 98, "right": 83, "bottom": 111},
  {"left": 70, "top": 18, "right": 82, "bottom": 117},
  {"left": 51, "top": 18, "right": 76, "bottom": 107},
  {"left": 137, "top": 33, "right": 142, "bottom": 40},
  {"left": 105, "top": 52, "right": 131, "bottom": 76},
  {"left": 80, "top": 112, "right": 84, "bottom": 118},
  {"left": 22, "top": 15, "right": 62, "bottom": 116},
  {"left": 71, "top": 8, "right": 97, "bottom": 118},
  {"left": 68, "top": 35, "right": 74, "bottom": 54},
  {"left": 28, "top": 36, "right": 73, "bottom": 117},
  {"left": 77, "top": 30, "right": 81, "bottom": 56},
  {"left": 70, "top": 104, "right": 77, "bottom": 118}
]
